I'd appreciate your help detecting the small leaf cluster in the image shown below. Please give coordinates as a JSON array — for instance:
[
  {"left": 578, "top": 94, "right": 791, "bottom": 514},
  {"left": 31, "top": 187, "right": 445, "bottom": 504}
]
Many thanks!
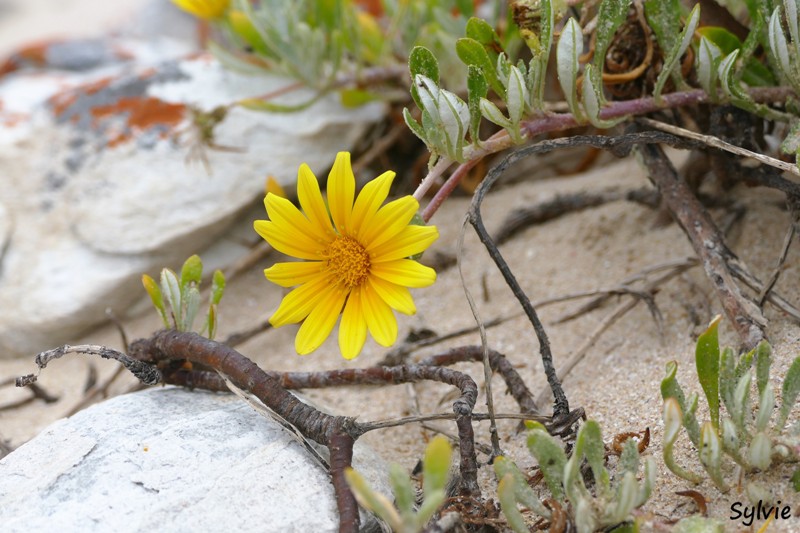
[
  {"left": 661, "top": 316, "right": 800, "bottom": 499},
  {"left": 345, "top": 435, "right": 453, "bottom": 533},
  {"left": 495, "top": 420, "right": 655, "bottom": 533},
  {"left": 141, "top": 255, "right": 226, "bottom": 340}
]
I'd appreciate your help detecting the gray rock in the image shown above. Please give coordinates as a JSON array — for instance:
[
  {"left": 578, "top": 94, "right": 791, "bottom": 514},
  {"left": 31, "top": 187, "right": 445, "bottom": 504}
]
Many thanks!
[
  {"left": 0, "top": 387, "right": 389, "bottom": 532},
  {"left": 0, "top": 19, "right": 385, "bottom": 356}
]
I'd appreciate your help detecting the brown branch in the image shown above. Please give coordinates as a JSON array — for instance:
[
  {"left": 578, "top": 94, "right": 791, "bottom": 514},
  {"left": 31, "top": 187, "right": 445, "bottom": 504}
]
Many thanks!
[{"left": 637, "top": 143, "right": 766, "bottom": 349}]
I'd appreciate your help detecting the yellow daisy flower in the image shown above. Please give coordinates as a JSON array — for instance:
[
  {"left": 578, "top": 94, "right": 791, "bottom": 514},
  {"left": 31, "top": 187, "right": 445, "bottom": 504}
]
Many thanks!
[
  {"left": 255, "top": 152, "right": 439, "bottom": 359},
  {"left": 171, "top": 0, "right": 230, "bottom": 20}
]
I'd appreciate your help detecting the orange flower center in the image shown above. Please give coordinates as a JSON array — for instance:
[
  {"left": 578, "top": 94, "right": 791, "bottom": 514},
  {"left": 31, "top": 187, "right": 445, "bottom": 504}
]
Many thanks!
[{"left": 323, "top": 236, "right": 371, "bottom": 288}]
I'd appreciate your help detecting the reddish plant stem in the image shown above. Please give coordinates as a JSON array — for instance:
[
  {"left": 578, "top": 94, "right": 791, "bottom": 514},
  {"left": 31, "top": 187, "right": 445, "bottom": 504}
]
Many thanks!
[{"left": 421, "top": 86, "right": 796, "bottom": 222}]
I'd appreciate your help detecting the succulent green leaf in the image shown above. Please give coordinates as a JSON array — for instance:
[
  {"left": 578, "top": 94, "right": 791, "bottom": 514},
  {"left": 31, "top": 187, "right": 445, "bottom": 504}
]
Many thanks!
[
  {"left": 643, "top": 0, "right": 682, "bottom": 59},
  {"left": 479, "top": 97, "right": 513, "bottom": 129},
  {"left": 527, "top": 429, "right": 567, "bottom": 501},
  {"left": 388, "top": 463, "right": 415, "bottom": 520},
  {"left": 718, "top": 50, "right": 749, "bottom": 101},
  {"left": 344, "top": 468, "right": 403, "bottom": 531},
  {"left": 612, "top": 472, "right": 639, "bottom": 524},
  {"left": 415, "top": 75, "right": 469, "bottom": 161},
  {"left": 211, "top": 269, "right": 226, "bottom": 306},
  {"left": 638, "top": 457, "right": 657, "bottom": 507},
  {"left": 403, "top": 107, "right": 428, "bottom": 145},
  {"left": 497, "top": 474, "right": 530, "bottom": 533},
  {"left": 466, "top": 65, "right": 488, "bottom": 145},
  {"left": 653, "top": 3, "right": 700, "bottom": 102},
  {"left": 697, "top": 26, "right": 775, "bottom": 86},
  {"left": 206, "top": 304, "right": 217, "bottom": 340},
  {"left": 423, "top": 435, "right": 452, "bottom": 498},
  {"left": 755, "top": 383, "right": 775, "bottom": 432},
  {"left": 732, "top": 372, "right": 753, "bottom": 436},
  {"left": 770, "top": 7, "right": 793, "bottom": 79},
  {"left": 697, "top": 36, "right": 722, "bottom": 97},
  {"left": 180, "top": 255, "right": 203, "bottom": 291},
  {"left": 409, "top": 46, "right": 440, "bottom": 109},
  {"left": 696, "top": 315, "right": 721, "bottom": 430},
  {"left": 779, "top": 357, "right": 800, "bottom": 429},
  {"left": 161, "top": 268, "right": 182, "bottom": 330},
  {"left": 619, "top": 438, "right": 640, "bottom": 476},
  {"left": 493, "top": 456, "right": 551, "bottom": 518},
  {"left": 456, "top": 37, "right": 505, "bottom": 98},
  {"left": 721, "top": 418, "right": 746, "bottom": 466},
  {"left": 505, "top": 65, "right": 530, "bottom": 126},
  {"left": 748, "top": 431, "right": 773, "bottom": 470},
  {"left": 582, "top": 64, "right": 626, "bottom": 128},
  {"left": 719, "top": 346, "right": 736, "bottom": 415},
  {"left": 592, "top": 0, "right": 631, "bottom": 76},
  {"left": 416, "top": 489, "right": 446, "bottom": 529},
  {"left": 557, "top": 18, "right": 583, "bottom": 119},
  {"left": 663, "top": 398, "right": 703, "bottom": 483},
  {"left": 699, "top": 422, "right": 729, "bottom": 492},
  {"left": 142, "top": 274, "right": 170, "bottom": 328},
  {"left": 576, "top": 420, "right": 610, "bottom": 495},
  {"left": 661, "top": 361, "right": 700, "bottom": 446},
  {"left": 574, "top": 497, "right": 597, "bottom": 533},
  {"left": 183, "top": 287, "right": 201, "bottom": 333}
]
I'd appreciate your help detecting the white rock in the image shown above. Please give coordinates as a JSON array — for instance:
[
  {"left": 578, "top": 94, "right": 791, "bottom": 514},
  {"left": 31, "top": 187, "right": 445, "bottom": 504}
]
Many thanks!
[
  {"left": 0, "top": 36, "right": 385, "bottom": 356},
  {"left": 0, "top": 387, "right": 390, "bottom": 532}
]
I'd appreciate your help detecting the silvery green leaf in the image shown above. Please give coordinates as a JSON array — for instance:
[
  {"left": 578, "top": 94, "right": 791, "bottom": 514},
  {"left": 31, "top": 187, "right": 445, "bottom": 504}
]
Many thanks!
[
  {"left": 779, "top": 357, "right": 800, "bottom": 429},
  {"left": 497, "top": 474, "right": 531, "bottom": 533},
  {"left": 732, "top": 372, "right": 752, "bottom": 435},
  {"left": 466, "top": 65, "right": 488, "bottom": 145},
  {"left": 748, "top": 432, "right": 773, "bottom": 470},
  {"left": 415, "top": 75, "right": 468, "bottom": 161},
  {"left": 637, "top": 458, "right": 657, "bottom": 507},
  {"left": 527, "top": 429, "right": 567, "bottom": 501},
  {"left": 415, "top": 489, "right": 446, "bottom": 529},
  {"left": 506, "top": 65, "right": 530, "bottom": 125},
  {"left": 403, "top": 107, "right": 428, "bottom": 144},
  {"left": 161, "top": 268, "right": 182, "bottom": 330},
  {"left": 593, "top": 0, "right": 631, "bottom": 78},
  {"left": 745, "top": 481, "right": 772, "bottom": 506},
  {"left": 582, "top": 64, "right": 626, "bottom": 128},
  {"left": 211, "top": 270, "right": 225, "bottom": 306},
  {"left": 409, "top": 46, "right": 440, "bottom": 109},
  {"left": 496, "top": 53, "right": 512, "bottom": 89},
  {"left": 722, "top": 418, "right": 740, "bottom": 456},
  {"left": 557, "top": 18, "right": 583, "bottom": 118},
  {"left": 611, "top": 472, "right": 638, "bottom": 524},
  {"left": 718, "top": 50, "right": 748, "bottom": 100},
  {"left": 654, "top": 3, "right": 700, "bottom": 102},
  {"left": 479, "top": 98, "right": 513, "bottom": 129},
  {"left": 755, "top": 383, "right": 775, "bottom": 432},
  {"left": 770, "top": 7, "right": 792, "bottom": 78},
  {"left": 697, "top": 36, "right": 722, "bottom": 96},
  {"left": 644, "top": 0, "right": 682, "bottom": 59},
  {"left": 684, "top": 392, "right": 701, "bottom": 446},
  {"left": 183, "top": 286, "right": 201, "bottom": 333},
  {"left": 493, "top": 456, "right": 551, "bottom": 518},
  {"left": 662, "top": 398, "right": 703, "bottom": 483},
  {"left": 619, "top": 438, "right": 640, "bottom": 476},
  {"left": 388, "top": 464, "right": 415, "bottom": 518},
  {"left": 720, "top": 346, "right": 736, "bottom": 415},
  {"left": 699, "top": 422, "right": 729, "bottom": 492},
  {"left": 574, "top": 497, "right": 596, "bottom": 533},
  {"left": 786, "top": 0, "right": 800, "bottom": 56},
  {"left": 575, "top": 420, "right": 610, "bottom": 496}
]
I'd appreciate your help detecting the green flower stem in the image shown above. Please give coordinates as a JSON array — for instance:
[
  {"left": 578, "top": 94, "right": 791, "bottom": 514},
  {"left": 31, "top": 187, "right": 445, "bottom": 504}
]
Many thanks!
[{"left": 419, "top": 86, "right": 797, "bottom": 222}]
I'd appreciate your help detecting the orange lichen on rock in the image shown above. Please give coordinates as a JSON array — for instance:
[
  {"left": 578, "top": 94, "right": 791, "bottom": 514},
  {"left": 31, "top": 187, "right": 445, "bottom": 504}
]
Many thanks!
[{"left": 89, "top": 96, "right": 186, "bottom": 147}]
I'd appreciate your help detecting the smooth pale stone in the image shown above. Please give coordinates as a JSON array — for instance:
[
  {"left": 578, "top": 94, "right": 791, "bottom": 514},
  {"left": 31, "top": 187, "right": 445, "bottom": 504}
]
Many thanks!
[
  {"left": 0, "top": 27, "right": 384, "bottom": 357},
  {"left": 0, "top": 387, "right": 390, "bottom": 532}
]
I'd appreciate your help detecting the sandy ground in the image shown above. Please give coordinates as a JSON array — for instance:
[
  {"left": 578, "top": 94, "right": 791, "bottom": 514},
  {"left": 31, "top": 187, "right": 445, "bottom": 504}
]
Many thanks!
[{"left": 2, "top": 1, "right": 800, "bottom": 531}]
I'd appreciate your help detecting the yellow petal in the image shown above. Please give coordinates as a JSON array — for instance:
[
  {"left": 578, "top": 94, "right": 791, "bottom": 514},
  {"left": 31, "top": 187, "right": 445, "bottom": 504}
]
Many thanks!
[
  {"left": 351, "top": 171, "right": 394, "bottom": 232},
  {"left": 254, "top": 220, "right": 322, "bottom": 260},
  {"left": 370, "top": 259, "right": 436, "bottom": 288},
  {"left": 171, "top": 0, "right": 229, "bottom": 19},
  {"left": 327, "top": 152, "right": 355, "bottom": 234},
  {"left": 368, "top": 276, "right": 415, "bottom": 315},
  {"left": 270, "top": 276, "right": 336, "bottom": 326},
  {"left": 369, "top": 225, "right": 439, "bottom": 262},
  {"left": 264, "top": 261, "right": 325, "bottom": 287},
  {"left": 265, "top": 193, "right": 329, "bottom": 244},
  {"left": 362, "top": 283, "right": 398, "bottom": 347},
  {"left": 339, "top": 288, "right": 368, "bottom": 359},
  {"left": 297, "top": 164, "right": 335, "bottom": 238},
  {"left": 360, "top": 196, "right": 419, "bottom": 250},
  {"left": 295, "top": 286, "right": 348, "bottom": 354}
]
